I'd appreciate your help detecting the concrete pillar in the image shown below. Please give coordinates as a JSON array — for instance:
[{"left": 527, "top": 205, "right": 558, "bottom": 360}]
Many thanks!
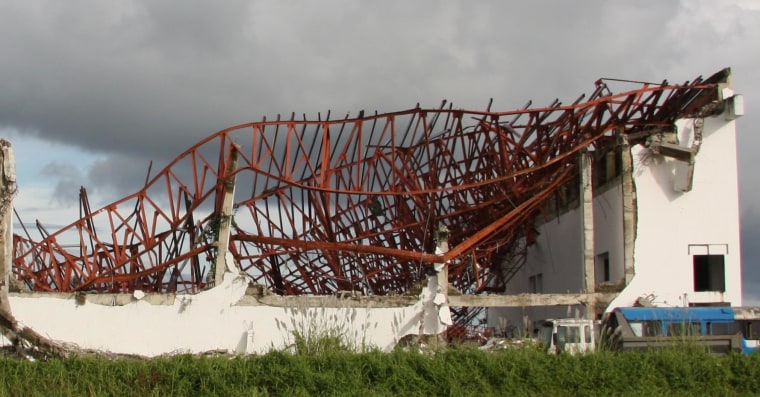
[
  {"left": 619, "top": 132, "right": 636, "bottom": 285},
  {"left": 579, "top": 150, "right": 596, "bottom": 319},
  {"left": 435, "top": 225, "right": 450, "bottom": 299},
  {"left": 214, "top": 147, "right": 239, "bottom": 285},
  {"left": 0, "top": 140, "right": 16, "bottom": 314}
]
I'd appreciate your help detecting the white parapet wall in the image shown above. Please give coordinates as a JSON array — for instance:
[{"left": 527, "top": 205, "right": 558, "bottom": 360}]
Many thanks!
[{"left": 6, "top": 253, "right": 452, "bottom": 356}]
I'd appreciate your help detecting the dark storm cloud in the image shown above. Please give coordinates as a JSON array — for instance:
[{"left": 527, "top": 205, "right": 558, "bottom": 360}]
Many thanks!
[
  {"left": 0, "top": 0, "right": 685, "bottom": 167},
  {"left": 40, "top": 161, "right": 83, "bottom": 206},
  {"left": 741, "top": 210, "right": 760, "bottom": 303},
  {"left": 2, "top": 0, "right": 760, "bottom": 299},
  {"left": 0, "top": 0, "right": 756, "bottom": 197}
]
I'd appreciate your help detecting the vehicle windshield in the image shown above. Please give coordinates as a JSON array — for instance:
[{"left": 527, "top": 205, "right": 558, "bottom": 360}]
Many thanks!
[{"left": 558, "top": 325, "right": 581, "bottom": 343}]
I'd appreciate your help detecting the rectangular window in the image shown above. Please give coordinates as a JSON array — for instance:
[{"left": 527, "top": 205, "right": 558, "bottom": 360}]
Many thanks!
[
  {"left": 667, "top": 322, "right": 698, "bottom": 337},
  {"left": 584, "top": 325, "right": 592, "bottom": 343},
  {"left": 693, "top": 255, "right": 726, "bottom": 292},
  {"left": 709, "top": 322, "right": 738, "bottom": 336},
  {"left": 595, "top": 252, "right": 610, "bottom": 283},
  {"left": 630, "top": 321, "right": 643, "bottom": 337},
  {"left": 742, "top": 321, "right": 760, "bottom": 340},
  {"left": 643, "top": 320, "right": 663, "bottom": 337},
  {"left": 559, "top": 326, "right": 581, "bottom": 343},
  {"left": 593, "top": 148, "right": 621, "bottom": 187},
  {"left": 529, "top": 273, "right": 543, "bottom": 293}
]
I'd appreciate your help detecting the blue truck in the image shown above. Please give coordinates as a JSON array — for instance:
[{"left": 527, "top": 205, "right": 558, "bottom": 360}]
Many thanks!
[{"left": 539, "top": 306, "right": 760, "bottom": 355}]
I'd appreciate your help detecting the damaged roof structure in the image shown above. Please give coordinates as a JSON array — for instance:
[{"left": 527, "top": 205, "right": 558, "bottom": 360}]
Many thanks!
[{"left": 0, "top": 68, "right": 745, "bottom": 355}]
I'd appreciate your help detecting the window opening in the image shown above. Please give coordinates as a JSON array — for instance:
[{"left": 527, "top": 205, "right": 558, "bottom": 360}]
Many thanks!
[
  {"left": 559, "top": 326, "right": 581, "bottom": 344},
  {"left": 596, "top": 252, "right": 610, "bottom": 283},
  {"left": 693, "top": 254, "right": 725, "bottom": 292},
  {"left": 529, "top": 273, "right": 543, "bottom": 293},
  {"left": 584, "top": 325, "right": 592, "bottom": 343}
]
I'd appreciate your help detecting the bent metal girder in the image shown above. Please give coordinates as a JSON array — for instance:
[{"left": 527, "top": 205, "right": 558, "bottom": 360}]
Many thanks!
[{"left": 12, "top": 69, "right": 729, "bottom": 296}]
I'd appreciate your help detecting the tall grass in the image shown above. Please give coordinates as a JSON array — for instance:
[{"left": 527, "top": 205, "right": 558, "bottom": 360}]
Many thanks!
[
  {"left": 276, "top": 298, "right": 374, "bottom": 355},
  {"left": 0, "top": 348, "right": 758, "bottom": 396}
]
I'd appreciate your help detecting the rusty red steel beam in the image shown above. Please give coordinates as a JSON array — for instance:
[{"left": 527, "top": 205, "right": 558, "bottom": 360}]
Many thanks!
[{"left": 232, "top": 234, "right": 444, "bottom": 264}]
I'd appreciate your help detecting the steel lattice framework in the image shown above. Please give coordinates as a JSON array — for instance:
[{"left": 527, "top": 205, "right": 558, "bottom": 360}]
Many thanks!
[{"left": 12, "top": 69, "right": 729, "bottom": 299}]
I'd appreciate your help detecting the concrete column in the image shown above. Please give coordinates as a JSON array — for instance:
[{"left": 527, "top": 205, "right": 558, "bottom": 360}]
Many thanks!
[
  {"left": 214, "top": 147, "right": 239, "bottom": 285},
  {"left": 0, "top": 140, "right": 16, "bottom": 314},
  {"left": 619, "top": 132, "right": 636, "bottom": 285},
  {"left": 579, "top": 150, "right": 596, "bottom": 319},
  {"left": 435, "top": 225, "right": 450, "bottom": 299}
]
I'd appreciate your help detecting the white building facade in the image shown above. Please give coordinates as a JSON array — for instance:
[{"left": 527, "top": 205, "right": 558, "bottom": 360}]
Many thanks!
[{"left": 488, "top": 89, "right": 745, "bottom": 334}]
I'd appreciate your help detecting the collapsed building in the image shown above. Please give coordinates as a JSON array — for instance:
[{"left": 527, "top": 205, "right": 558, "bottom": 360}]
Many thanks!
[
  {"left": 0, "top": 68, "right": 745, "bottom": 356},
  {"left": 488, "top": 71, "right": 745, "bottom": 336}
]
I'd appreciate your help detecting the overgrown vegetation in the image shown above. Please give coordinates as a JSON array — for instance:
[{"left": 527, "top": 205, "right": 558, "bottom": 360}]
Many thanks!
[
  {"left": 276, "top": 299, "right": 374, "bottom": 355},
  {"left": 0, "top": 347, "right": 759, "bottom": 396}
]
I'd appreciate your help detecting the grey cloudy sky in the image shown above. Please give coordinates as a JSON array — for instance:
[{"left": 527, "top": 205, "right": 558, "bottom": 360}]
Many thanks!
[{"left": 1, "top": 0, "right": 759, "bottom": 301}]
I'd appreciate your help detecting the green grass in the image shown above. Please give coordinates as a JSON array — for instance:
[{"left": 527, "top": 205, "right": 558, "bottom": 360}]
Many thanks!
[{"left": 0, "top": 347, "right": 758, "bottom": 396}]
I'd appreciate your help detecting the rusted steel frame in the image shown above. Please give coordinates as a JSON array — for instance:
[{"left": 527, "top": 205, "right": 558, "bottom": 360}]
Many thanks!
[
  {"left": 286, "top": 138, "right": 319, "bottom": 190},
  {"left": 38, "top": 233, "right": 80, "bottom": 291},
  {"left": 80, "top": 245, "right": 211, "bottom": 286},
  {"left": 111, "top": 198, "right": 147, "bottom": 250},
  {"left": 282, "top": 246, "right": 327, "bottom": 293},
  {"left": 443, "top": 165, "right": 575, "bottom": 263},
  {"left": 231, "top": 233, "right": 443, "bottom": 266},
  {"left": 266, "top": 255, "right": 291, "bottom": 294},
  {"left": 338, "top": 207, "right": 422, "bottom": 251},
  {"left": 27, "top": 190, "right": 215, "bottom": 292},
  {"left": 261, "top": 124, "right": 291, "bottom": 184},
  {"left": 540, "top": 109, "right": 594, "bottom": 163},
  {"left": 274, "top": 235, "right": 418, "bottom": 292},
  {"left": 512, "top": 113, "right": 544, "bottom": 168},
  {"left": 157, "top": 228, "right": 193, "bottom": 289},
  {"left": 619, "top": 89, "right": 664, "bottom": 124},
  {"left": 478, "top": 119, "right": 520, "bottom": 174},
  {"left": 234, "top": 137, "right": 581, "bottom": 198},
  {"left": 322, "top": 197, "right": 367, "bottom": 245},
  {"left": 74, "top": 221, "right": 103, "bottom": 280},
  {"left": 651, "top": 83, "right": 706, "bottom": 121},
  {"left": 501, "top": 124, "right": 539, "bottom": 171},
  {"left": 78, "top": 188, "right": 99, "bottom": 263},
  {"left": 13, "top": 245, "right": 60, "bottom": 292},
  {"left": 295, "top": 113, "right": 324, "bottom": 185},
  {"left": 255, "top": 228, "right": 321, "bottom": 294},
  {"left": 503, "top": 82, "right": 716, "bottom": 119},
  {"left": 13, "top": 74, "right": 724, "bottom": 294},
  {"left": 352, "top": 259, "right": 416, "bottom": 282},
  {"left": 543, "top": 109, "right": 579, "bottom": 159},
  {"left": 94, "top": 205, "right": 171, "bottom": 266},
  {"left": 365, "top": 150, "right": 429, "bottom": 220},
  {"left": 626, "top": 88, "right": 665, "bottom": 122}
]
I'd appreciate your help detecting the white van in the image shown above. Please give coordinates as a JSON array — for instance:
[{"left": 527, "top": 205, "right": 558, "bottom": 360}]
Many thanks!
[{"left": 538, "top": 318, "right": 597, "bottom": 354}]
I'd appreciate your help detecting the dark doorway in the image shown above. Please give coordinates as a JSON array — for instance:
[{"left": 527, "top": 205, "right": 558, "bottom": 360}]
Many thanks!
[{"left": 693, "top": 255, "right": 725, "bottom": 292}]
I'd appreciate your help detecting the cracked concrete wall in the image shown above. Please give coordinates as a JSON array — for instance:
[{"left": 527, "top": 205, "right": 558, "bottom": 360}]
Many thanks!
[
  {"left": 608, "top": 111, "right": 743, "bottom": 309},
  {"left": 6, "top": 253, "right": 451, "bottom": 356}
]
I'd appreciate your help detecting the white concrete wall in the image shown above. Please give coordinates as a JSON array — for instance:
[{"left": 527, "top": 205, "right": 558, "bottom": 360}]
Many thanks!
[
  {"left": 609, "top": 113, "right": 743, "bottom": 308},
  {"left": 592, "top": 185, "right": 625, "bottom": 285},
  {"left": 487, "top": 209, "right": 585, "bottom": 334},
  {"left": 6, "top": 254, "right": 451, "bottom": 357}
]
